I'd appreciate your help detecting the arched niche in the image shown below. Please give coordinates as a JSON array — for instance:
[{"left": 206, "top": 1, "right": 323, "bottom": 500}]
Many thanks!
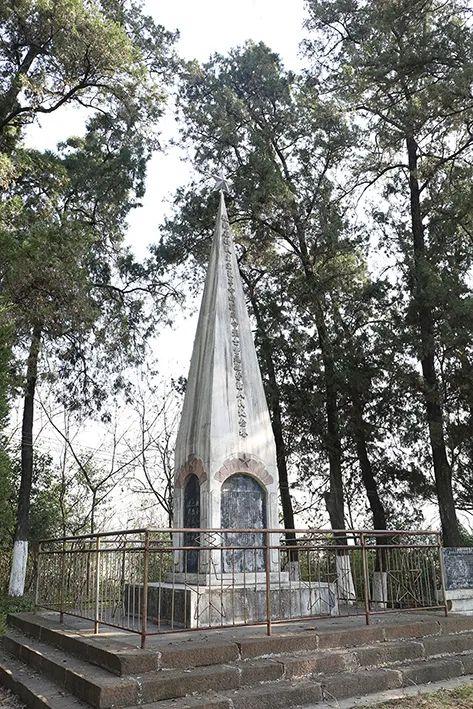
[
  {"left": 221, "top": 473, "right": 267, "bottom": 573},
  {"left": 183, "top": 473, "right": 200, "bottom": 572}
]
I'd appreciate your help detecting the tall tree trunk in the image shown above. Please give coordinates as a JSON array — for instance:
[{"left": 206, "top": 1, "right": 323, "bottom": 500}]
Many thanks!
[
  {"left": 406, "top": 135, "right": 461, "bottom": 547},
  {"left": 262, "top": 343, "right": 299, "bottom": 560},
  {"left": 314, "top": 306, "right": 347, "bottom": 545},
  {"left": 349, "top": 388, "right": 390, "bottom": 603},
  {"left": 9, "top": 324, "right": 41, "bottom": 596},
  {"left": 350, "top": 391, "right": 388, "bottom": 533},
  {"left": 246, "top": 286, "right": 297, "bottom": 547},
  {"left": 262, "top": 343, "right": 296, "bottom": 533},
  {"left": 295, "top": 222, "right": 347, "bottom": 542}
]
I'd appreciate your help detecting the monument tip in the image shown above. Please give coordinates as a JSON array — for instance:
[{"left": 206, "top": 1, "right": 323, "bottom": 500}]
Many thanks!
[{"left": 213, "top": 171, "right": 230, "bottom": 194}]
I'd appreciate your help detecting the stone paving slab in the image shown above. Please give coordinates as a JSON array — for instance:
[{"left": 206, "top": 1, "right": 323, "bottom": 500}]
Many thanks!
[{"left": 31, "top": 609, "right": 473, "bottom": 652}]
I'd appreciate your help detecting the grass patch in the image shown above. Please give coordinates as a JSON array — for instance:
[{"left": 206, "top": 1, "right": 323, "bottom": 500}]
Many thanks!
[
  {"left": 0, "top": 593, "right": 34, "bottom": 634},
  {"left": 377, "top": 684, "right": 473, "bottom": 707}
]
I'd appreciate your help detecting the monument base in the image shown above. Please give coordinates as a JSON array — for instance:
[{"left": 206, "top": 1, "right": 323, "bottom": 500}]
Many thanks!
[
  {"left": 440, "top": 589, "right": 473, "bottom": 615},
  {"left": 126, "top": 578, "right": 339, "bottom": 629}
]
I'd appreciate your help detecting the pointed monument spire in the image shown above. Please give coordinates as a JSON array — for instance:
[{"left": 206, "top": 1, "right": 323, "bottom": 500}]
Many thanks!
[{"left": 173, "top": 189, "right": 279, "bottom": 537}]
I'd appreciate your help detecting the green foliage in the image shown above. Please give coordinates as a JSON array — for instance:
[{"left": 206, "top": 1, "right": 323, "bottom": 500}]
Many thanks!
[
  {"left": 304, "top": 0, "right": 473, "bottom": 541},
  {"left": 0, "top": 451, "right": 64, "bottom": 548},
  {"left": 158, "top": 41, "right": 430, "bottom": 528},
  {"left": 0, "top": 2, "right": 178, "bottom": 594},
  {"left": 0, "top": 1, "right": 177, "bottom": 414},
  {"left": 1, "top": 144, "right": 149, "bottom": 413},
  {"left": 0, "top": 449, "right": 15, "bottom": 549},
  {"left": 0, "top": 593, "right": 34, "bottom": 634},
  {"left": 0, "top": 0, "right": 177, "bottom": 151},
  {"left": 0, "top": 448, "right": 63, "bottom": 595},
  {"left": 458, "top": 527, "right": 473, "bottom": 548},
  {"left": 0, "top": 301, "right": 14, "bottom": 541}
]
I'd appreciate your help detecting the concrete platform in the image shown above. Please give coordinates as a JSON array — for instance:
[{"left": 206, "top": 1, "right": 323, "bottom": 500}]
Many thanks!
[
  {"left": 19, "top": 607, "right": 453, "bottom": 651},
  {"left": 445, "top": 588, "right": 473, "bottom": 615}
]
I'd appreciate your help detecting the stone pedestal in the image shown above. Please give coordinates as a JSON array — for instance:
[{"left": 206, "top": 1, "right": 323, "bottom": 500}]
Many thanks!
[
  {"left": 128, "top": 578, "right": 338, "bottom": 629},
  {"left": 441, "top": 547, "right": 473, "bottom": 615},
  {"left": 444, "top": 589, "right": 473, "bottom": 615}
]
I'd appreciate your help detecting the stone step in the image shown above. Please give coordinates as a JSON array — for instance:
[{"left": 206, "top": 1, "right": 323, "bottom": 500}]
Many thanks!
[
  {"left": 0, "top": 646, "right": 88, "bottom": 708},
  {"left": 3, "top": 625, "right": 473, "bottom": 709},
  {"left": 6, "top": 614, "right": 473, "bottom": 690},
  {"left": 237, "top": 633, "right": 473, "bottom": 680},
  {"left": 422, "top": 630, "right": 473, "bottom": 658},
  {"left": 0, "top": 628, "right": 435, "bottom": 707},
  {"left": 5, "top": 611, "right": 473, "bottom": 709},
  {"left": 7, "top": 612, "right": 159, "bottom": 676},
  {"left": 9, "top": 619, "right": 473, "bottom": 686},
  {"left": 2, "top": 631, "right": 141, "bottom": 708},
  {"left": 230, "top": 615, "right": 469, "bottom": 660},
  {"left": 9, "top": 612, "right": 473, "bottom": 673},
  {"left": 135, "top": 697, "right": 234, "bottom": 708},
  {"left": 8, "top": 612, "right": 241, "bottom": 672},
  {"left": 139, "top": 651, "right": 473, "bottom": 708},
  {"left": 2, "top": 630, "right": 246, "bottom": 707}
]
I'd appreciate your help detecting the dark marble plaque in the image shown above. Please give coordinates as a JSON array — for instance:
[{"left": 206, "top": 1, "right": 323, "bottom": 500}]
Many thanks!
[
  {"left": 221, "top": 473, "right": 266, "bottom": 573},
  {"left": 443, "top": 547, "right": 473, "bottom": 590},
  {"left": 183, "top": 474, "right": 200, "bottom": 572}
]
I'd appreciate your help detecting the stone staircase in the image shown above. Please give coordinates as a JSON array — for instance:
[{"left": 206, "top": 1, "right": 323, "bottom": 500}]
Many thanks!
[{"left": 1, "top": 612, "right": 473, "bottom": 708}]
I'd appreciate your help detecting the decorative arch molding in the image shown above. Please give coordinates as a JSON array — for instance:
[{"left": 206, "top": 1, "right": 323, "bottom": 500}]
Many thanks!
[
  {"left": 214, "top": 453, "right": 273, "bottom": 486},
  {"left": 175, "top": 455, "right": 207, "bottom": 488}
]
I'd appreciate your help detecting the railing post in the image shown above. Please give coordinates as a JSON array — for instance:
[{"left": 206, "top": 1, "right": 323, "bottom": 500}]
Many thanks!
[
  {"left": 437, "top": 532, "right": 448, "bottom": 617},
  {"left": 94, "top": 535, "right": 100, "bottom": 635},
  {"left": 59, "top": 539, "right": 66, "bottom": 624},
  {"left": 141, "top": 529, "right": 150, "bottom": 648},
  {"left": 264, "top": 531, "right": 272, "bottom": 636},
  {"left": 361, "top": 533, "right": 370, "bottom": 625}
]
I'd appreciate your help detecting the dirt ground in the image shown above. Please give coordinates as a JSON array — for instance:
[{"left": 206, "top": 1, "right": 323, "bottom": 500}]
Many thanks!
[
  {"left": 377, "top": 685, "right": 473, "bottom": 708},
  {"left": 1, "top": 683, "right": 473, "bottom": 708},
  {"left": 0, "top": 687, "right": 24, "bottom": 708}
]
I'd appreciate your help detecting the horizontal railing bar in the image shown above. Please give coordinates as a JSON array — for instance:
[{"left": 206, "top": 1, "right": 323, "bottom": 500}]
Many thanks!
[
  {"left": 42, "top": 608, "right": 142, "bottom": 634},
  {"left": 38, "top": 542, "right": 440, "bottom": 555},
  {"left": 38, "top": 527, "right": 439, "bottom": 543},
  {"left": 359, "top": 544, "right": 439, "bottom": 550},
  {"left": 368, "top": 605, "right": 445, "bottom": 615}
]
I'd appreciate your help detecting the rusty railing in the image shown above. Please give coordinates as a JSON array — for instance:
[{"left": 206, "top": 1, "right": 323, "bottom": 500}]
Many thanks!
[{"left": 35, "top": 528, "right": 448, "bottom": 647}]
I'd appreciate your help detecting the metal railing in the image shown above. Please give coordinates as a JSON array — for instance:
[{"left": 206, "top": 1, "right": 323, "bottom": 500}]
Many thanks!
[{"left": 35, "top": 528, "right": 448, "bottom": 647}]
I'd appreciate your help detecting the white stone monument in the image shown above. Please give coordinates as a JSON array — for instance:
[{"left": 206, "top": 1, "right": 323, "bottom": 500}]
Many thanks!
[
  {"left": 172, "top": 188, "right": 280, "bottom": 572},
  {"left": 144, "top": 185, "right": 337, "bottom": 627}
]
